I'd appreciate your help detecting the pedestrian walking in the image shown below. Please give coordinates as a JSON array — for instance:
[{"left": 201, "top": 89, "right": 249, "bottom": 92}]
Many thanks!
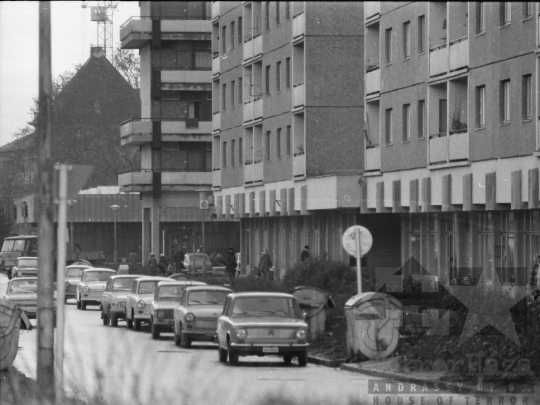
[
  {"left": 226, "top": 247, "right": 237, "bottom": 284},
  {"left": 174, "top": 247, "right": 185, "bottom": 273},
  {"left": 300, "top": 245, "right": 310, "bottom": 262},
  {"left": 128, "top": 249, "right": 138, "bottom": 265},
  {"left": 147, "top": 252, "right": 158, "bottom": 275},
  {"left": 158, "top": 253, "right": 169, "bottom": 276},
  {"left": 258, "top": 248, "right": 273, "bottom": 279}
]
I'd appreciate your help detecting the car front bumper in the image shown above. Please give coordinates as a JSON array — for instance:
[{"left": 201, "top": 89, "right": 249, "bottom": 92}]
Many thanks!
[
  {"left": 153, "top": 319, "right": 174, "bottom": 329},
  {"left": 230, "top": 343, "right": 309, "bottom": 354}
]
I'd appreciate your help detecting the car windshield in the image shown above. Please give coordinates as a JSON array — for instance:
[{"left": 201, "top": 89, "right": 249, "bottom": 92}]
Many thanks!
[
  {"left": 1, "top": 240, "right": 15, "bottom": 252},
  {"left": 2, "top": 239, "right": 28, "bottom": 253},
  {"left": 112, "top": 278, "right": 137, "bottom": 292},
  {"left": 157, "top": 285, "right": 184, "bottom": 301},
  {"left": 84, "top": 271, "right": 113, "bottom": 282},
  {"left": 66, "top": 267, "right": 85, "bottom": 278},
  {"left": 187, "top": 290, "right": 228, "bottom": 306},
  {"left": 18, "top": 258, "right": 37, "bottom": 268},
  {"left": 9, "top": 279, "right": 38, "bottom": 294},
  {"left": 231, "top": 297, "right": 302, "bottom": 318},
  {"left": 138, "top": 281, "right": 161, "bottom": 295}
]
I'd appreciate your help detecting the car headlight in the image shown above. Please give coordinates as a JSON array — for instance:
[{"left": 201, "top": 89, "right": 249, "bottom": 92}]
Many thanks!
[
  {"left": 157, "top": 310, "right": 165, "bottom": 319},
  {"left": 236, "top": 329, "right": 247, "bottom": 339},
  {"left": 83, "top": 286, "right": 90, "bottom": 293},
  {"left": 137, "top": 300, "right": 145, "bottom": 309},
  {"left": 65, "top": 281, "right": 70, "bottom": 289},
  {"left": 296, "top": 329, "right": 306, "bottom": 339},
  {"left": 117, "top": 301, "right": 126, "bottom": 307},
  {"left": 185, "top": 313, "right": 195, "bottom": 322}
]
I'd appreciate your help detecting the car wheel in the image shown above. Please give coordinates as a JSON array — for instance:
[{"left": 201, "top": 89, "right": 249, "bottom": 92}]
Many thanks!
[
  {"left": 111, "top": 314, "right": 118, "bottom": 327},
  {"left": 134, "top": 318, "right": 141, "bottom": 331},
  {"left": 76, "top": 293, "right": 81, "bottom": 309},
  {"left": 218, "top": 346, "right": 228, "bottom": 363},
  {"left": 151, "top": 318, "right": 160, "bottom": 340},
  {"left": 126, "top": 311, "right": 133, "bottom": 329},
  {"left": 81, "top": 301, "right": 87, "bottom": 310},
  {"left": 227, "top": 338, "right": 239, "bottom": 366},
  {"left": 180, "top": 326, "right": 192, "bottom": 348},
  {"left": 283, "top": 354, "right": 293, "bottom": 364},
  {"left": 174, "top": 331, "right": 181, "bottom": 346},
  {"left": 102, "top": 312, "right": 110, "bottom": 326},
  {"left": 297, "top": 350, "right": 308, "bottom": 367}
]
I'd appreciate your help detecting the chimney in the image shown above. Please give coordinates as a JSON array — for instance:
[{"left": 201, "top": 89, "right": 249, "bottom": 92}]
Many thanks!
[{"left": 91, "top": 46, "right": 106, "bottom": 58}]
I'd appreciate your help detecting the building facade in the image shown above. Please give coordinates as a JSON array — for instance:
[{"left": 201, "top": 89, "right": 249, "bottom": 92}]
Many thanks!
[
  {"left": 210, "top": 2, "right": 399, "bottom": 279},
  {"left": 119, "top": 1, "right": 240, "bottom": 260},
  {"left": 361, "top": 2, "right": 540, "bottom": 294}
]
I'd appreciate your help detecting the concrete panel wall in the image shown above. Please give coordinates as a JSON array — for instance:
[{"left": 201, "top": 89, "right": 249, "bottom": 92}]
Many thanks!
[{"left": 306, "top": 2, "right": 363, "bottom": 37}]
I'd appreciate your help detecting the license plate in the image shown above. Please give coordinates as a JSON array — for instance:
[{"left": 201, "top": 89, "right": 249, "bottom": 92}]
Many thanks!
[{"left": 262, "top": 347, "right": 279, "bottom": 353}]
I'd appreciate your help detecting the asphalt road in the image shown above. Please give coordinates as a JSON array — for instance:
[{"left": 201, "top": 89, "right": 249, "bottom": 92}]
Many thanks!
[{"left": 2, "top": 273, "right": 526, "bottom": 405}]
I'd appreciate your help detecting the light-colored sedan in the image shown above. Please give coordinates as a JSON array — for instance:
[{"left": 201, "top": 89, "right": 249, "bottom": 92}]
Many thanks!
[
  {"left": 4, "top": 277, "right": 57, "bottom": 322},
  {"left": 64, "top": 263, "right": 93, "bottom": 303},
  {"left": 149, "top": 280, "right": 207, "bottom": 339},
  {"left": 100, "top": 275, "right": 141, "bottom": 327},
  {"left": 182, "top": 253, "right": 213, "bottom": 274},
  {"left": 217, "top": 292, "right": 309, "bottom": 366},
  {"left": 11, "top": 257, "right": 38, "bottom": 278},
  {"left": 173, "top": 285, "right": 231, "bottom": 347},
  {"left": 125, "top": 276, "right": 173, "bottom": 331},
  {"left": 76, "top": 268, "right": 117, "bottom": 310}
]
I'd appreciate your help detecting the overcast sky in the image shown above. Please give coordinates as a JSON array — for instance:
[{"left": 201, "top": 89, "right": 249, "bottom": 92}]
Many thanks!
[{"left": 0, "top": 1, "right": 140, "bottom": 147}]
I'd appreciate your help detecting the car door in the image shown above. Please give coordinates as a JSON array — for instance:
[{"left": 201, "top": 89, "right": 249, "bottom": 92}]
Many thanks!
[
  {"left": 126, "top": 280, "right": 138, "bottom": 319},
  {"left": 102, "top": 279, "right": 112, "bottom": 314},
  {"left": 217, "top": 297, "right": 232, "bottom": 347}
]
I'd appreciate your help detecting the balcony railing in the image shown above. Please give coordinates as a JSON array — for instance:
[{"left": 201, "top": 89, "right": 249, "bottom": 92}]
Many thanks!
[
  {"left": 212, "top": 54, "right": 220, "bottom": 76},
  {"left": 253, "top": 97, "right": 263, "bottom": 119},
  {"left": 449, "top": 37, "right": 468, "bottom": 71},
  {"left": 293, "top": 82, "right": 305, "bottom": 108},
  {"left": 119, "top": 169, "right": 212, "bottom": 188},
  {"left": 244, "top": 163, "right": 254, "bottom": 183},
  {"left": 429, "top": 130, "right": 469, "bottom": 164},
  {"left": 161, "top": 19, "right": 211, "bottom": 32},
  {"left": 429, "top": 132, "right": 448, "bottom": 164},
  {"left": 366, "top": 67, "right": 380, "bottom": 95},
  {"left": 243, "top": 38, "right": 253, "bottom": 61},
  {"left": 253, "top": 161, "right": 263, "bottom": 182},
  {"left": 293, "top": 153, "right": 305, "bottom": 178},
  {"left": 293, "top": 12, "right": 305, "bottom": 39},
  {"left": 212, "top": 112, "right": 221, "bottom": 131},
  {"left": 212, "top": 168, "right": 221, "bottom": 188},
  {"left": 161, "top": 70, "right": 212, "bottom": 83},
  {"left": 429, "top": 44, "right": 448, "bottom": 77},
  {"left": 211, "top": 1, "right": 220, "bottom": 20},
  {"left": 365, "top": 145, "right": 381, "bottom": 171},
  {"left": 243, "top": 100, "right": 254, "bottom": 122},
  {"left": 365, "top": 2, "right": 381, "bottom": 20},
  {"left": 253, "top": 34, "right": 263, "bottom": 57},
  {"left": 120, "top": 118, "right": 213, "bottom": 145}
]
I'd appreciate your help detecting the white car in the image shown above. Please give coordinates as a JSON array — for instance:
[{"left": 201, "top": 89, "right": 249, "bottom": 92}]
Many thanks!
[
  {"left": 64, "top": 263, "right": 93, "bottom": 303},
  {"left": 125, "top": 276, "right": 173, "bottom": 331},
  {"left": 76, "top": 268, "right": 117, "bottom": 310}
]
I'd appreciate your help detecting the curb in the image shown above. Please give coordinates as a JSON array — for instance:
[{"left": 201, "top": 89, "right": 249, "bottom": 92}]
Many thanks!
[{"left": 307, "top": 356, "right": 343, "bottom": 368}]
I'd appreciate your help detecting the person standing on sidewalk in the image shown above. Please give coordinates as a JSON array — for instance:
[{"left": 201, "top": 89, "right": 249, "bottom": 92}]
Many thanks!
[
  {"left": 147, "top": 252, "right": 158, "bottom": 275},
  {"left": 300, "top": 245, "right": 310, "bottom": 262},
  {"left": 258, "top": 248, "right": 273, "bottom": 279},
  {"left": 174, "top": 247, "right": 185, "bottom": 273},
  {"left": 226, "top": 247, "right": 237, "bottom": 285},
  {"left": 158, "top": 253, "right": 169, "bottom": 276}
]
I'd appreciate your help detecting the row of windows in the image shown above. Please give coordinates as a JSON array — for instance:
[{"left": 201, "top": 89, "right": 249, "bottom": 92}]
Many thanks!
[
  {"left": 476, "top": 2, "right": 533, "bottom": 33},
  {"left": 222, "top": 126, "right": 293, "bottom": 168},
  {"left": 265, "top": 1, "right": 291, "bottom": 31}
]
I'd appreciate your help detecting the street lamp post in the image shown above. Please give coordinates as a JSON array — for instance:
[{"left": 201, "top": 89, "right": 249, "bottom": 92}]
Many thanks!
[
  {"left": 197, "top": 188, "right": 212, "bottom": 275},
  {"left": 110, "top": 204, "right": 120, "bottom": 264},
  {"left": 69, "top": 199, "right": 77, "bottom": 255}
]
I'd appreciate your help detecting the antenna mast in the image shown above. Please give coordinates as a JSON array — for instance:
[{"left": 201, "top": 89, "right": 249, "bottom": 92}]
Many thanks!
[{"left": 82, "top": 0, "right": 119, "bottom": 62}]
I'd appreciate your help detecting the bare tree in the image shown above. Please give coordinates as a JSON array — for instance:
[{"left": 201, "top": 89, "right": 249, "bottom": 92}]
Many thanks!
[{"left": 113, "top": 47, "right": 140, "bottom": 89}]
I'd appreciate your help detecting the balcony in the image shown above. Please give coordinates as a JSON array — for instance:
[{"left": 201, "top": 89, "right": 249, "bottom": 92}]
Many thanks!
[
  {"left": 243, "top": 100, "right": 253, "bottom": 122},
  {"left": 429, "top": 131, "right": 469, "bottom": 164},
  {"left": 293, "top": 82, "right": 305, "bottom": 108},
  {"left": 161, "top": 70, "right": 211, "bottom": 83},
  {"left": 243, "top": 38, "right": 253, "bottom": 61},
  {"left": 293, "top": 153, "right": 305, "bottom": 178},
  {"left": 449, "top": 37, "right": 468, "bottom": 72},
  {"left": 244, "top": 163, "right": 254, "bottom": 184},
  {"left": 212, "top": 169, "right": 221, "bottom": 188},
  {"left": 119, "top": 169, "right": 212, "bottom": 191},
  {"left": 212, "top": 54, "right": 220, "bottom": 78},
  {"left": 365, "top": 67, "right": 380, "bottom": 96},
  {"left": 293, "top": 12, "right": 305, "bottom": 41},
  {"left": 365, "top": 146, "right": 381, "bottom": 171},
  {"left": 253, "top": 34, "right": 262, "bottom": 58},
  {"left": 119, "top": 17, "right": 151, "bottom": 49},
  {"left": 365, "top": 2, "right": 381, "bottom": 21},
  {"left": 211, "top": 1, "right": 220, "bottom": 21},
  {"left": 429, "top": 133, "right": 448, "bottom": 164},
  {"left": 212, "top": 112, "right": 221, "bottom": 132},
  {"left": 253, "top": 161, "right": 263, "bottom": 182},
  {"left": 253, "top": 97, "right": 263, "bottom": 119},
  {"left": 429, "top": 44, "right": 448, "bottom": 77},
  {"left": 161, "top": 20, "right": 211, "bottom": 33},
  {"left": 120, "top": 118, "right": 213, "bottom": 146}
]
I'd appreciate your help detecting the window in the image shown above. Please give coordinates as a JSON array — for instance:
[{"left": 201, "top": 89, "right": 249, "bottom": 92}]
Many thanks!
[
  {"left": 418, "top": 100, "right": 426, "bottom": 138},
  {"left": 222, "top": 141, "right": 227, "bottom": 168},
  {"left": 524, "top": 2, "right": 533, "bottom": 18},
  {"left": 265, "top": 131, "right": 271, "bottom": 160},
  {"left": 500, "top": 2, "right": 511, "bottom": 25},
  {"left": 439, "top": 99, "right": 447, "bottom": 134},
  {"left": 265, "top": 65, "right": 271, "bottom": 95},
  {"left": 476, "top": 85, "right": 486, "bottom": 127},
  {"left": 222, "top": 26, "right": 227, "bottom": 53},
  {"left": 285, "top": 1, "right": 290, "bottom": 20},
  {"left": 403, "top": 21, "right": 410, "bottom": 59},
  {"left": 239, "top": 78, "right": 243, "bottom": 104},
  {"left": 265, "top": 1, "right": 270, "bottom": 31},
  {"left": 385, "top": 28, "right": 392, "bottom": 64},
  {"left": 231, "top": 80, "right": 235, "bottom": 107},
  {"left": 286, "top": 57, "right": 291, "bottom": 88},
  {"left": 276, "top": 2, "right": 280, "bottom": 25},
  {"left": 231, "top": 139, "right": 235, "bottom": 167},
  {"left": 230, "top": 21, "right": 235, "bottom": 49},
  {"left": 239, "top": 138, "right": 243, "bottom": 166},
  {"left": 238, "top": 17, "right": 243, "bottom": 44},
  {"left": 222, "top": 83, "right": 227, "bottom": 110},
  {"left": 501, "top": 80, "right": 511, "bottom": 123},
  {"left": 418, "top": 16, "right": 425, "bottom": 54},
  {"left": 277, "top": 128, "right": 282, "bottom": 158},
  {"left": 276, "top": 61, "right": 281, "bottom": 92},
  {"left": 523, "top": 75, "right": 532, "bottom": 120},
  {"left": 385, "top": 108, "right": 393, "bottom": 145},
  {"left": 403, "top": 104, "right": 411, "bottom": 142},
  {"left": 286, "top": 125, "right": 291, "bottom": 156},
  {"left": 476, "top": 2, "right": 485, "bottom": 33},
  {"left": 403, "top": 104, "right": 411, "bottom": 141}
]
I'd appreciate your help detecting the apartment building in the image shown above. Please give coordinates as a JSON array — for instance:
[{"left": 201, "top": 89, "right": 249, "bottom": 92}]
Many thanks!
[
  {"left": 210, "top": 2, "right": 401, "bottom": 278},
  {"left": 118, "top": 1, "right": 239, "bottom": 260},
  {"left": 362, "top": 2, "right": 540, "bottom": 293}
]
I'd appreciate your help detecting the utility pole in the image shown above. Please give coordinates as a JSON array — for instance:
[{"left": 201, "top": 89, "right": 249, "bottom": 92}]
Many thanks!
[{"left": 37, "top": 2, "right": 55, "bottom": 403}]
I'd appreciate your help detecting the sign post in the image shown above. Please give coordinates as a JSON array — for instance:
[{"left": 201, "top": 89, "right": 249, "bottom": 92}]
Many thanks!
[{"left": 342, "top": 225, "right": 373, "bottom": 295}]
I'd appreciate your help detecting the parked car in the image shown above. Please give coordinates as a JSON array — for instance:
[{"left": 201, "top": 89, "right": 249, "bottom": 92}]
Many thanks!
[
  {"left": 11, "top": 257, "right": 38, "bottom": 279},
  {"left": 173, "top": 285, "right": 231, "bottom": 347},
  {"left": 125, "top": 276, "right": 173, "bottom": 331},
  {"left": 217, "top": 292, "right": 309, "bottom": 366},
  {"left": 4, "top": 277, "right": 56, "bottom": 322},
  {"left": 64, "top": 263, "right": 93, "bottom": 303},
  {"left": 149, "top": 280, "right": 207, "bottom": 339},
  {"left": 76, "top": 268, "right": 117, "bottom": 310},
  {"left": 182, "top": 253, "right": 213, "bottom": 274},
  {"left": 168, "top": 273, "right": 190, "bottom": 282},
  {"left": 100, "top": 275, "right": 141, "bottom": 327}
]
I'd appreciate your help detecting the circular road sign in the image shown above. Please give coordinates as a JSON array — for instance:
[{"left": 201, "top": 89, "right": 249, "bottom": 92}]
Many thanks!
[{"left": 342, "top": 226, "right": 373, "bottom": 257}]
